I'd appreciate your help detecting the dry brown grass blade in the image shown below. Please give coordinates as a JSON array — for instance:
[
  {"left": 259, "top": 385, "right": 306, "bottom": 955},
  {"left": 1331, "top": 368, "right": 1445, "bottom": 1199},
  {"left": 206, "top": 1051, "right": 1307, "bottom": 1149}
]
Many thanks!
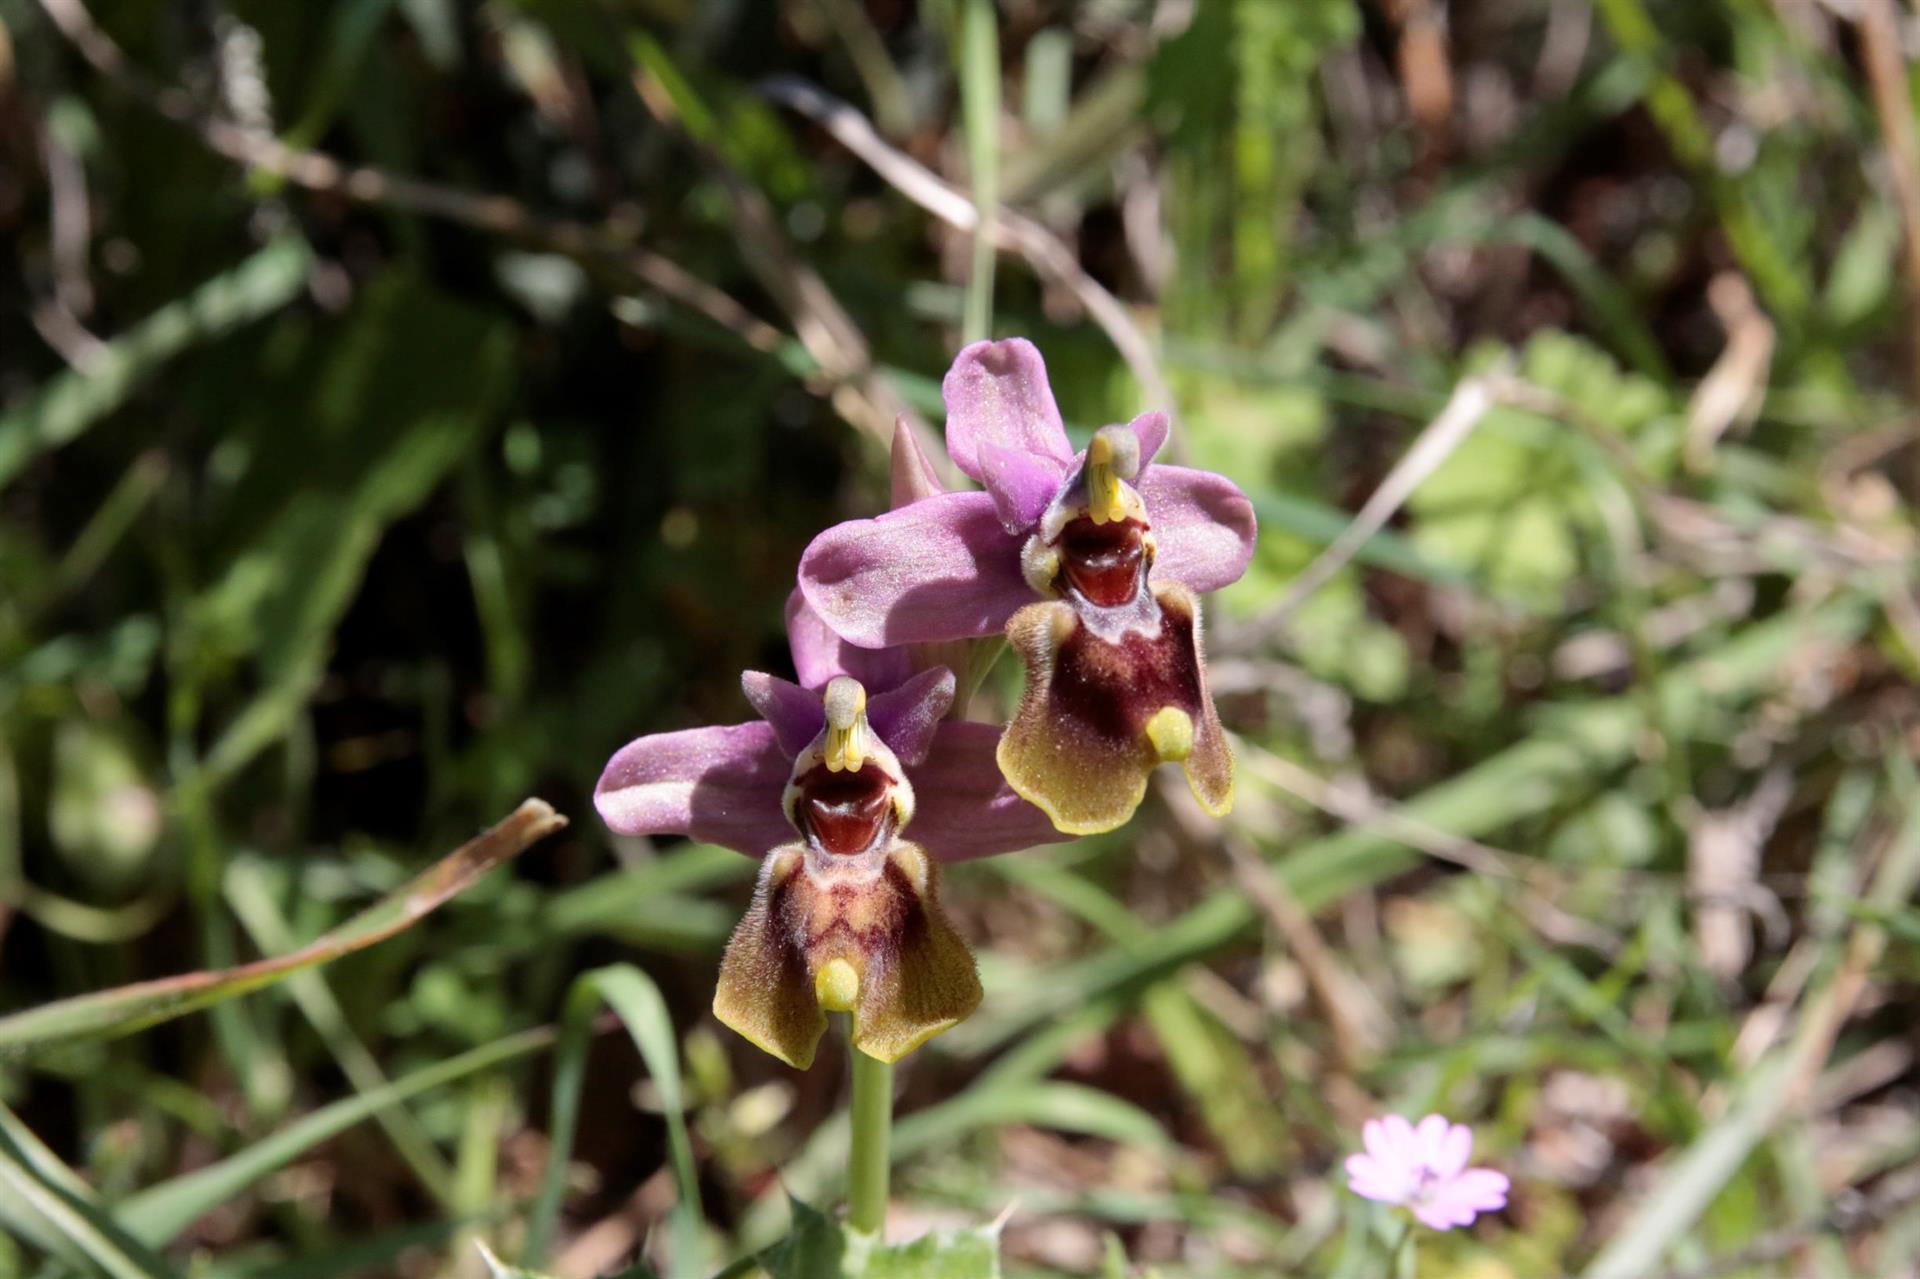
[
  {"left": 761, "top": 76, "right": 1176, "bottom": 433},
  {"left": 1684, "top": 273, "right": 1775, "bottom": 473},
  {"left": 0, "top": 800, "right": 567, "bottom": 1057}
]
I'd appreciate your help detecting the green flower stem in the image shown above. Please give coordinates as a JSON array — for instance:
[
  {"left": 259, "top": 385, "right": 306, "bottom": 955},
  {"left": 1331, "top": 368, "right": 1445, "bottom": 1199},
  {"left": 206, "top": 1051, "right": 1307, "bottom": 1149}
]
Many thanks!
[
  {"left": 847, "top": 1032, "right": 893, "bottom": 1236},
  {"left": 1389, "top": 1216, "right": 1416, "bottom": 1279}
]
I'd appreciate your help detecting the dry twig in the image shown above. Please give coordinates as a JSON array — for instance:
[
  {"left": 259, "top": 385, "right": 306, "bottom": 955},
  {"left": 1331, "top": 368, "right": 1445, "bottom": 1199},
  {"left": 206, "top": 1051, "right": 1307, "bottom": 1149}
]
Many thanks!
[{"left": 761, "top": 76, "right": 1177, "bottom": 434}]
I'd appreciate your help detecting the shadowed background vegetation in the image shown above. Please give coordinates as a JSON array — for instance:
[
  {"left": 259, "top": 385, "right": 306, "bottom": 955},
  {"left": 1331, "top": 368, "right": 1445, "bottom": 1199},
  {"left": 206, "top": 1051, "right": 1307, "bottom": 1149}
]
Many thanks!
[{"left": 4, "top": 0, "right": 1920, "bottom": 1275}]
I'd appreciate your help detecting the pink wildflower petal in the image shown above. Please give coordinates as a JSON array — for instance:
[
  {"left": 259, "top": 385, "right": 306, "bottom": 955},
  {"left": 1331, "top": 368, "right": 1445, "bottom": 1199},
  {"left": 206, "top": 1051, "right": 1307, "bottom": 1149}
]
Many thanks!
[
  {"left": 1418, "top": 1168, "right": 1508, "bottom": 1231},
  {"left": 1362, "top": 1117, "right": 1393, "bottom": 1162},
  {"left": 594, "top": 721, "right": 793, "bottom": 856},
  {"left": 1413, "top": 1200, "right": 1465, "bottom": 1232},
  {"left": 798, "top": 491, "right": 1032, "bottom": 647},
  {"left": 1127, "top": 409, "right": 1170, "bottom": 466},
  {"left": 784, "top": 589, "right": 914, "bottom": 694},
  {"left": 1344, "top": 1155, "right": 1406, "bottom": 1205},
  {"left": 907, "top": 721, "right": 1072, "bottom": 860},
  {"left": 866, "top": 667, "right": 956, "bottom": 767},
  {"left": 943, "top": 338, "right": 1074, "bottom": 483},
  {"left": 1415, "top": 1114, "right": 1452, "bottom": 1168},
  {"left": 1137, "top": 463, "right": 1257, "bottom": 594},
  {"left": 1448, "top": 1168, "right": 1510, "bottom": 1211}
]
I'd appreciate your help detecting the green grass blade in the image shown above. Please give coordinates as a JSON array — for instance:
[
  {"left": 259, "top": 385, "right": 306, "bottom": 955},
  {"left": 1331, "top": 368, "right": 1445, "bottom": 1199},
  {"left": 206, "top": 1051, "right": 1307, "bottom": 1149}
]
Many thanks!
[
  {"left": 523, "top": 964, "right": 702, "bottom": 1275},
  {"left": 225, "top": 856, "right": 458, "bottom": 1206},
  {"left": 0, "top": 238, "right": 312, "bottom": 490},
  {"left": 957, "top": 0, "right": 1000, "bottom": 343},
  {"left": 0, "top": 800, "right": 565, "bottom": 1058},
  {"left": 0, "top": 1104, "right": 180, "bottom": 1279},
  {"left": 118, "top": 1025, "right": 557, "bottom": 1247}
]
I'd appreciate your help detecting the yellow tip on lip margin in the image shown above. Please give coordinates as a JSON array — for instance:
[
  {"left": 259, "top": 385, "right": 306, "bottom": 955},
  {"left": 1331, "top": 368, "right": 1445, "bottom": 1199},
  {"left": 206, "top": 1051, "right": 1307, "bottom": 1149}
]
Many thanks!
[
  {"left": 815, "top": 958, "right": 860, "bottom": 1012},
  {"left": 1144, "top": 706, "right": 1195, "bottom": 762}
]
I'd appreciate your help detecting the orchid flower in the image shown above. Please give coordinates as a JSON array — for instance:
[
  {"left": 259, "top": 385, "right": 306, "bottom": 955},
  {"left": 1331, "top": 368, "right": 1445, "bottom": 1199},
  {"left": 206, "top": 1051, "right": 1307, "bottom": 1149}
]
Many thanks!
[
  {"left": 800, "top": 339, "right": 1257, "bottom": 834},
  {"left": 594, "top": 643, "right": 1060, "bottom": 1068},
  {"left": 1346, "top": 1114, "right": 1510, "bottom": 1231}
]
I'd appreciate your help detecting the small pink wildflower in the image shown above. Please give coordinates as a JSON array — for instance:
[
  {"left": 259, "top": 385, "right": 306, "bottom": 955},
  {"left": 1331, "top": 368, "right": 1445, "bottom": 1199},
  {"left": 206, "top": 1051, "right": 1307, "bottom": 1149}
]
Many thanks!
[{"left": 1345, "top": 1114, "right": 1510, "bottom": 1231}]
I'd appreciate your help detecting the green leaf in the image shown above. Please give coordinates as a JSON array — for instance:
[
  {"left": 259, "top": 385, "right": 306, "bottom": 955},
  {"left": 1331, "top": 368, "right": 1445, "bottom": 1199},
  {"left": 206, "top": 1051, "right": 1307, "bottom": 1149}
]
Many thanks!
[
  {"left": 523, "top": 965, "right": 702, "bottom": 1276},
  {"left": 761, "top": 1197, "right": 1000, "bottom": 1279},
  {"left": 0, "top": 237, "right": 313, "bottom": 490},
  {"left": 0, "top": 1105, "right": 180, "bottom": 1279},
  {"left": 195, "top": 272, "right": 516, "bottom": 684},
  {"left": 476, "top": 1241, "right": 561, "bottom": 1279},
  {"left": 0, "top": 800, "right": 565, "bottom": 1058},
  {"left": 118, "top": 1025, "right": 558, "bottom": 1247}
]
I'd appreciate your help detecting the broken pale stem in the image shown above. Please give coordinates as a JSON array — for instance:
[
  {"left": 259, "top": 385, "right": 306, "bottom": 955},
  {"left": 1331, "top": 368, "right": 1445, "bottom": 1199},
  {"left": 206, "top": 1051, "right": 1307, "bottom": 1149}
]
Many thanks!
[{"left": 847, "top": 1026, "right": 892, "bottom": 1235}]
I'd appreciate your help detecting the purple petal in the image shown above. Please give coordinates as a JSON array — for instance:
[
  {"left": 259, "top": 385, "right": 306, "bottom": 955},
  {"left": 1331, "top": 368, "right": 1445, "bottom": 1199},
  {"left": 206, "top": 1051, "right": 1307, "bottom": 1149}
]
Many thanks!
[
  {"left": 785, "top": 588, "right": 914, "bottom": 694},
  {"left": 942, "top": 339, "right": 1073, "bottom": 483},
  {"left": 867, "top": 667, "right": 955, "bottom": 766},
  {"left": 891, "top": 417, "right": 948, "bottom": 508},
  {"left": 1138, "top": 464, "right": 1257, "bottom": 593},
  {"left": 1450, "top": 1168, "right": 1510, "bottom": 1211},
  {"left": 1415, "top": 1114, "right": 1451, "bottom": 1168},
  {"left": 595, "top": 721, "right": 793, "bottom": 856},
  {"left": 741, "top": 672, "right": 824, "bottom": 757},
  {"left": 1127, "top": 410, "right": 1170, "bottom": 466},
  {"left": 799, "top": 491, "right": 1034, "bottom": 647},
  {"left": 1422, "top": 1169, "right": 1508, "bottom": 1229},
  {"left": 908, "top": 721, "right": 1071, "bottom": 860},
  {"left": 978, "top": 439, "right": 1066, "bottom": 533},
  {"left": 1345, "top": 1154, "right": 1408, "bottom": 1206}
]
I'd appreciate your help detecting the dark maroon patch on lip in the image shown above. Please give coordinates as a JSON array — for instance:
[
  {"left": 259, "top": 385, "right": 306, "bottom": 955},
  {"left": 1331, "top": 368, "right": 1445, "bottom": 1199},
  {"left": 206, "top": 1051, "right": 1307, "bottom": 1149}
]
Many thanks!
[
  {"left": 1058, "top": 517, "right": 1147, "bottom": 607},
  {"left": 1050, "top": 601, "right": 1204, "bottom": 744},
  {"left": 796, "top": 763, "right": 894, "bottom": 855}
]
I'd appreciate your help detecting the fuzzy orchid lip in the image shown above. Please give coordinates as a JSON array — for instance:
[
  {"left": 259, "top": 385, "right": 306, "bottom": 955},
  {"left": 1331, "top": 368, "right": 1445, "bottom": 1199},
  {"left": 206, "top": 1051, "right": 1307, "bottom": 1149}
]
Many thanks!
[
  {"left": 797, "top": 338, "right": 1255, "bottom": 649},
  {"left": 1057, "top": 516, "right": 1149, "bottom": 608},
  {"left": 794, "top": 761, "right": 895, "bottom": 855},
  {"left": 997, "top": 580, "right": 1232, "bottom": 834}
]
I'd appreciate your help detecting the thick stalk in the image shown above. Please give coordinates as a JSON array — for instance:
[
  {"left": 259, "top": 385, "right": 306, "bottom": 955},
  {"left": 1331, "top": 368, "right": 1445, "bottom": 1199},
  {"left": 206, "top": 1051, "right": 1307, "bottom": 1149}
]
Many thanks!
[{"left": 847, "top": 1032, "right": 893, "bottom": 1235}]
